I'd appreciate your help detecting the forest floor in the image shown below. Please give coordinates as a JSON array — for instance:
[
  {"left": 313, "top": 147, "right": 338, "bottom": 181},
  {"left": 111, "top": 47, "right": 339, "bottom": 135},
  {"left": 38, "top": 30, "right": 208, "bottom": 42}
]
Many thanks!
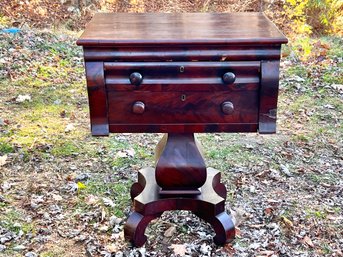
[{"left": 0, "top": 22, "right": 342, "bottom": 257}]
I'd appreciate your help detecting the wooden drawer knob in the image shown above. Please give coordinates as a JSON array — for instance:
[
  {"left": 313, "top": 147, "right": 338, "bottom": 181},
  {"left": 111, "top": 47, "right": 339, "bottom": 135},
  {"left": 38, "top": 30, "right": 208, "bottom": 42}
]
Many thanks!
[
  {"left": 221, "top": 101, "right": 234, "bottom": 114},
  {"left": 222, "top": 72, "right": 236, "bottom": 84},
  {"left": 132, "top": 101, "right": 145, "bottom": 114},
  {"left": 129, "top": 72, "right": 143, "bottom": 86}
]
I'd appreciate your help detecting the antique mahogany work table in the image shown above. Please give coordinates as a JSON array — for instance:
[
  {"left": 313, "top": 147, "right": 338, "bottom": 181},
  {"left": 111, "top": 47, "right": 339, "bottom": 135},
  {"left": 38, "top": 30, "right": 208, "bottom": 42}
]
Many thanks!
[{"left": 77, "top": 13, "right": 287, "bottom": 247}]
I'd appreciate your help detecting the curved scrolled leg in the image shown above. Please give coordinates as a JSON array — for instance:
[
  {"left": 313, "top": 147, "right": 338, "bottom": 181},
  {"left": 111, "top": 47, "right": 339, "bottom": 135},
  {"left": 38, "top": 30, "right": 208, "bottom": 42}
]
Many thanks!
[
  {"left": 124, "top": 211, "right": 162, "bottom": 247},
  {"left": 195, "top": 211, "right": 235, "bottom": 245},
  {"left": 212, "top": 212, "right": 235, "bottom": 245}
]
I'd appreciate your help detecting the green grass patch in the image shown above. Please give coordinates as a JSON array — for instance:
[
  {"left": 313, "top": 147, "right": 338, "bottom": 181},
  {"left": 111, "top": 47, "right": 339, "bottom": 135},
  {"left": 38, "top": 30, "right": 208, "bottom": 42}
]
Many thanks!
[
  {"left": 331, "top": 206, "right": 341, "bottom": 215},
  {"left": 321, "top": 36, "right": 343, "bottom": 59},
  {"left": 320, "top": 244, "right": 333, "bottom": 255},
  {"left": 305, "top": 207, "right": 329, "bottom": 220},
  {"left": 105, "top": 137, "right": 152, "bottom": 168},
  {"left": 40, "top": 247, "right": 68, "bottom": 257},
  {"left": 0, "top": 140, "right": 14, "bottom": 154},
  {"left": 283, "top": 91, "right": 342, "bottom": 144},
  {"left": 306, "top": 172, "right": 340, "bottom": 185},
  {"left": 280, "top": 201, "right": 299, "bottom": 219},
  {"left": 50, "top": 141, "right": 80, "bottom": 157},
  {"left": 199, "top": 134, "right": 264, "bottom": 171},
  {"left": 287, "top": 94, "right": 314, "bottom": 114},
  {"left": 0, "top": 208, "right": 36, "bottom": 234},
  {"left": 286, "top": 65, "right": 308, "bottom": 78},
  {"left": 77, "top": 178, "right": 131, "bottom": 218},
  {"left": 6, "top": 102, "right": 88, "bottom": 151},
  {"left": 233, "top": 238, "right": 250, "bottom": 249},
  {"left": 4, "top": 110, "right": 97, "bottom": 158},
  {"left": 0, "top": 202, "right": 9, "bottom": 208},
  {"left": 322, "top": 66, "right": 343, "bottom": 84},
  {"left": 291, "top": 133, "right": 311, "bottom": 143}
]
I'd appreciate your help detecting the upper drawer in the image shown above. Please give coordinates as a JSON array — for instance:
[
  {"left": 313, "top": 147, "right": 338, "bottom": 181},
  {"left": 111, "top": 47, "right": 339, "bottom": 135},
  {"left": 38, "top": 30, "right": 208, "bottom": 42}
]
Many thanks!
[
  {"left": 104, "top": 61, "right": 260, "bottom": 92},
  {"left": 83, "top": 45, "right": 282, "bottom": 62}
]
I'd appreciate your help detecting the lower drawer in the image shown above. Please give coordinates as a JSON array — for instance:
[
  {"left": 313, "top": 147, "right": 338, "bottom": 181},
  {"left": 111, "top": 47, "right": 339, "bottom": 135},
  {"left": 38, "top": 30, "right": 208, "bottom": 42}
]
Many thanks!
[{"left": 107, "top": 91, "right": 258, "bottom": 125}]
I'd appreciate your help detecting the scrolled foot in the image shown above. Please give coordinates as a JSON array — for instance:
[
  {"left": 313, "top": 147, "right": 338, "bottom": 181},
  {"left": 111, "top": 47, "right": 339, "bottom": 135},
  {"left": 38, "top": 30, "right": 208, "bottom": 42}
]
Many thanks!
[
  {"left": 124, "top": 212, "right": 162, "bottom": 247},
  {"left": 212, "top": 212, "right": 235, "bottom": 245}
]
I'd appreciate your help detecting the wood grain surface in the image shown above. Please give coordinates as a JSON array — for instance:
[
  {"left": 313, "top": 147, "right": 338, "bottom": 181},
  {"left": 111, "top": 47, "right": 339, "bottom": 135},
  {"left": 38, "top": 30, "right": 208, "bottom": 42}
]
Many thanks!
[
  {"left": 77, "top": 13, "right": 287, "bottom": 46},
  {"left": 83, "top": 45, "right": 282, "bottom": 61},
  {"left": 107, "top": 91, "right": 259, "bottom": 124}
]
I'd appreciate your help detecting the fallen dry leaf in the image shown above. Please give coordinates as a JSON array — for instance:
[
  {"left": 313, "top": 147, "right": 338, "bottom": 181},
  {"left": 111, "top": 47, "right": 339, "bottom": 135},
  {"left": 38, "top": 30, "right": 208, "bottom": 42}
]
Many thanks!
[
  {"left": 235, "top": 227, "right": 242, "bottom": 237},
  {"left": 99, "top": 225, "right": 109, "bottom": 232},
  {"left": 0, "top": 155, "right": 7, "bottom": 166},
  {"left": 85, "top": 194, "right": 99, "bottom": 205},
  {"left": 164, "top": 226, "right": 177, "bottom": 237},
  {"left": 106, "top": 243, "right": 119, "bottom": 253},
  {"left": 170, "top": 244, "right": 187, "bottom": 256},
  {"left": 101, "top": 208, "right": 106, "bottom": 222},
  {"left": 102, "top": 197, "right": 115, "bottom": 207},
  {"left": 16, "top": 94, "right": 31, "bottom": 102},
  {"left": 248, "top": 224, "right": 265, "bottom": 228},
  {"left": 231, "top": 208, "right": 245, "bottom": 227},
  {"left": 302, "top": 235, "right": 315, "bottom": 248},
  {"left": 52, "top": 194, "right": 63, "bottom": 201},
  {"left": 281, "top": 216, "right": 293, "bottom": 228},
  {"left": 116, "top": 151, "right": 127, "bottom": 158},
  {"left": 65, "top": 173, "right": 76, "bottom": 181},
  {"left": 223, "top": 243, "right": 235, "bottom": 255},
  {"left": 65, "top": 123, "right": 75, "bottom": 133},
  {"left": 264, "top": 207, "right": 274, "bottom": 215},
  {"left": 257, "top": 250, "right": 275, "bottom": 257},
  {"left": 126, "top": 148, "right": 135, "bottom": 157}
]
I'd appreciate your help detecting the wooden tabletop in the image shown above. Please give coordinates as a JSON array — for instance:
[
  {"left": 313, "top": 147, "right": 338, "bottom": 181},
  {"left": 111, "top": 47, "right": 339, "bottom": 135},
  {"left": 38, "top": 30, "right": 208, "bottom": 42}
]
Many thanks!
[{"left": 77, "top": 13, "right": 287, "bottom": 46}]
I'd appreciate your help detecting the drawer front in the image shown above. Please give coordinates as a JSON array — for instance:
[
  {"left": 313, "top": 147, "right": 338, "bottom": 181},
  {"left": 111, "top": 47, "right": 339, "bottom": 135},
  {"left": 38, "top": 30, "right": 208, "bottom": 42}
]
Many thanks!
[
  {"left": 104, "top": 61, "right": 260, "bottom": 92},
  {"left": 84, "top": 45, "right": 282, "bottom": 62},
  {"left": 107, "top": 91, "right": 258, "bottom": 125}
]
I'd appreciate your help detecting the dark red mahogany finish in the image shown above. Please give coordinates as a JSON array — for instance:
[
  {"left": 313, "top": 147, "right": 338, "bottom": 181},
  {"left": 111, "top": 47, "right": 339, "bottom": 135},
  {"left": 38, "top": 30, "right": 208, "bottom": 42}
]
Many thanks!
[{"left": 77, "top": 12, "right": 287, "bottom": 247}]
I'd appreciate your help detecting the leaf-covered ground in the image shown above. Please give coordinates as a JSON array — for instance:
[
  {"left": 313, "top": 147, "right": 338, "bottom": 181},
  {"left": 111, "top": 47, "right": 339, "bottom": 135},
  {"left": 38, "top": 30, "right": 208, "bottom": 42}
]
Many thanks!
[{"left": 0, "top": 25, "right": 342, "bottom": 257}]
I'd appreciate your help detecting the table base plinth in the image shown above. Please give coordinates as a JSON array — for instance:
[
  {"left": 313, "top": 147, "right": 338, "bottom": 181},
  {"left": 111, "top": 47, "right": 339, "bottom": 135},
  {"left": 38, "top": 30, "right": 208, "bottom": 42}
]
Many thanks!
[{"left": 124, "top": 167, "right": 235, "bottom": 247}]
